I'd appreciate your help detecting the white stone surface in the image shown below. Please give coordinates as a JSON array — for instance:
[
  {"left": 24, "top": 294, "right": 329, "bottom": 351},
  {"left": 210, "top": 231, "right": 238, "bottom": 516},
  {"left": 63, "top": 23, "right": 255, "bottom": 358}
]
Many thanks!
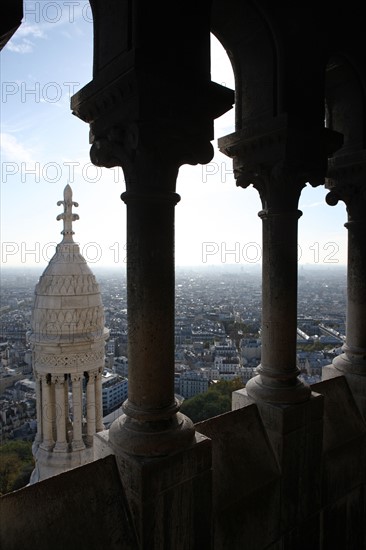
[{"left": 29, "top": 186, "right": 109, "bottom": 483}]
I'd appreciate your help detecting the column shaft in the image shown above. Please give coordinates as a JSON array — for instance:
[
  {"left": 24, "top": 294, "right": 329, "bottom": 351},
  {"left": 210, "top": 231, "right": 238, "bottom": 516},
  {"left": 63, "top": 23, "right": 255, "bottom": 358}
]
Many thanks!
[
  {"left": 109, "top": 191, "right": 195, "bottom": 456},
  {"left": 71, "top": 375, "right": 85, "bottom": 450},
  {"left": 35, "top": 374, "right": 42, "bottom": 443},
  {"left": 86, "top": 371, "right": 96, "bottom": 444},
  {"left": 40, "top": 375, "right": 54, "bottom": 450},
  {"left": 95, "top": 369, "right": 104, "bottom": 432},
  {"left": 54, "top": 376, "right": 67, "bottom": 452},
  {"left": 124, "top": 193, "right": 178, "bottom": 416},
  {"left": 260, "top": 210, "right": 300, "bottom": 377},
  {"left": 343, "top": 220, "right": 366, "bottom": 357}
]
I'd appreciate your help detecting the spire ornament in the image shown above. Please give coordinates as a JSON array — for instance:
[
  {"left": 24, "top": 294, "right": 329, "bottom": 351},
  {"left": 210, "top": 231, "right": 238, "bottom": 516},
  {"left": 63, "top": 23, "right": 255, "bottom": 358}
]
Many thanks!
[{"left": 57, "top": 184, "right": 79, "bottom": 242}]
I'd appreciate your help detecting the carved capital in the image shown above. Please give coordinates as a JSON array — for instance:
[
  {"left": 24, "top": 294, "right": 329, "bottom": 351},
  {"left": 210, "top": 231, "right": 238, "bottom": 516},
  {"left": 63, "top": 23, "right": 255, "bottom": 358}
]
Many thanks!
[
  {"left": 90, "top": 122, "right": 214, "bottom": 194},
  {"left": 52, "top": 374, "right": 66, "bottom": 386},
  {"left": 326, "top": 182, "right": 366, "bottom": 223},
  {"left": 87, "top": 369, "right": 98, "bottom": 380},
  {"left": 325, "top": 150, "right": 366, "bottom": 218},
  {"left": 325, "top": 151, "right": 366, "bottom": 222},
  {"left": 218, "top": 119, "right": 342, "bottom": 212},
  {"left": 235, "top": 160, "right": 306, "bottom": 212},
  {"left": 71, "top": 373, "right": 83, "bottom": 383}
]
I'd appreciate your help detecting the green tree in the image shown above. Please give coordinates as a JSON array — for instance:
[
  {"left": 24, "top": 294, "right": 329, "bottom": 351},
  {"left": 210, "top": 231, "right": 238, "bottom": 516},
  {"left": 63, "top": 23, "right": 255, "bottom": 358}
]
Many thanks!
[
  {"left": 180, "top": 378, "right": 244, "bottom": 423},
  {"left": 0, "top": 440, "right": 34, "bottom": 495}
]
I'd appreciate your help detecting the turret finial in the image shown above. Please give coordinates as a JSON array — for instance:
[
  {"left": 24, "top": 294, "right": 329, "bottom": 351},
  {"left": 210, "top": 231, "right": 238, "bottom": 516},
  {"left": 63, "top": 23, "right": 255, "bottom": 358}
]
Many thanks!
[{"left": 56, "top": 185, "right": 79, "bottom": 242}]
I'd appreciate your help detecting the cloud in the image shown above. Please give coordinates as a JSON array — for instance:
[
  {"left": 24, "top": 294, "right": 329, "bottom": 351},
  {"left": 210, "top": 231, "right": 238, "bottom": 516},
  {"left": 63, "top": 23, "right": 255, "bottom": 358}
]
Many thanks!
[
  {"left": 16, "top": 23, "right": 45, "bottom": 39},
  {"left": 5, "top": 23, "right": 45, "bottom": 54},
  {"left": 0, "top": 133, "right": 34, "bottom": 163},
  {"left": 5, "top": 39, "right": 34, "bottom": 54}
]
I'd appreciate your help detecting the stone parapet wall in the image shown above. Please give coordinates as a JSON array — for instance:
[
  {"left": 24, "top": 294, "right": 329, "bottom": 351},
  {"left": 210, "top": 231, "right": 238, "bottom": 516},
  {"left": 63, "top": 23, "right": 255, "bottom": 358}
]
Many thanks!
[{"left": 1, "top": 376, "right": 365, "bottom": 549}]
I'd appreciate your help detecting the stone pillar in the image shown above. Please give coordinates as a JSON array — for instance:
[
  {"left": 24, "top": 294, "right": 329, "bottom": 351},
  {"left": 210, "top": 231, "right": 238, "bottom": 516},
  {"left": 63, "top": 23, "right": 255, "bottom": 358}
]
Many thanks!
[
  {"left": 86, "top": 370, "right": 96, "bottom": 445},
  {"left": 53, "top": 375, "right": 68, "bottom": 452},
  {"left": 40, "top": 374, "right": 54, "bottom": 451},
  {"left": 218, "top": 120, "right": 343, "bottom": 403},
  {"left": 108, "top": 164, "right": 195, "bottom": 457},
  {"left": 34, "top": 373, "right": 42, "bottom": 443},
  {"left": 70, "top": 4, "right": 234, "bottom": 541},
  {"left": 240, "top": 163, "right": 311, "bottom": 404},
  {"left": 323, "top": 154, "right": 366, "bottom": 418},
  {"left": 95, "top": 368, "right": 104, "bottom": 433},
  {"left": 71, "top": 373, "right": 85, "bottom": 451}
]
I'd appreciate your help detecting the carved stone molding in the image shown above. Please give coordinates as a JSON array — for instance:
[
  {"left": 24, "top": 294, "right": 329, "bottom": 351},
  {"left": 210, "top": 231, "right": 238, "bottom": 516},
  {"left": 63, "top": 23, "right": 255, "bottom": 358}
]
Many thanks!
[
  {"left": 89, "top": 122, "right": 215, "bottom": 195},
  {"left": 325, "top": 150, "right": 366, "bottom": 219},
  {"left": 35, "top": 350, "right": 105, "bottom": 370},
  {"left": 218, "top": 119, "right": 343, "bottom": 205},
  {"left": 36, "top": 274, "right": 100, "bottom": 296},
  {"left": 31, "top": 306, "right": 105, "bottom": 338},
  {"left": 234, "top": 161, "right": 307, "bottom": 212}
]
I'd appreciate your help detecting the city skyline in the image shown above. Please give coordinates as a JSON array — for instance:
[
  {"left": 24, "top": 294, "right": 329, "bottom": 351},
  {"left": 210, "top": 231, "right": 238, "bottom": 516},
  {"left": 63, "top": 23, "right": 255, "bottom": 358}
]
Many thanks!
[{"left": 1, "top": 1, "right": 349, "bottom": 269}]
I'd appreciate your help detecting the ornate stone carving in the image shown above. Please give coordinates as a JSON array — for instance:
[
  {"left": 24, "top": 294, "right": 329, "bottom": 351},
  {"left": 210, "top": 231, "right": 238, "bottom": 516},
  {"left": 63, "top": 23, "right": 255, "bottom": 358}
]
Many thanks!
[
  {"left": 90, "top": 127, "right": 214, "bottom": 195},
  {"left": 56, "top": 184, "right": 79, "bottom": 241},
  {"left": 51, "top": 374, "right": 66, "bottom": 385},
  {"left": 35, "top": 350, "right": 105, "bottom": 370},
  {"left": 36, "top": 274, "right": 100, "bottom": 296},
  {"left": 325, "top": 151, "right": 366, "bottom": 220},
  {"left": 234, "top": 160, "right": 307, "bottom": 212},
  {"left": 31, "top": 306, "right": 105, "bottom": 338}
]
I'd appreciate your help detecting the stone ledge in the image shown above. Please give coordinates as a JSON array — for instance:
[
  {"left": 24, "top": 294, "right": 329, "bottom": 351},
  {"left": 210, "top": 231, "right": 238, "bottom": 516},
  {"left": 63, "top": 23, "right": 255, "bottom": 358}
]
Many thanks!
[{"left": 0, "top": 455, "right": 137, "bottom": 550}]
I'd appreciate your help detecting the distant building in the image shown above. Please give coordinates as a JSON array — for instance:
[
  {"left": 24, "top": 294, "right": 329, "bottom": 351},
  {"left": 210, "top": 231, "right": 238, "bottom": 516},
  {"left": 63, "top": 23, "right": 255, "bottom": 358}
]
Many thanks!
[
  {"left": 241, "top": 338, "right": 261, "bottom": 361},
  {"left": 114, "top": 356, "right": 128, "bottom": 377},
  {"left": 102, "top": 372, "right": 128, "bottom": 415},
  {"left": 179, "top": 371, "right": 210, "bottom": 399}
]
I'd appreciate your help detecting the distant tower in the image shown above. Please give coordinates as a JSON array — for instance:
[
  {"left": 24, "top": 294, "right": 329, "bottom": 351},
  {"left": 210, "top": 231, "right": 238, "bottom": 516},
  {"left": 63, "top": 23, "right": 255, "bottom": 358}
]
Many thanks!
[{"left": 28, "top": 185, "right": 109, "bottom": 483}]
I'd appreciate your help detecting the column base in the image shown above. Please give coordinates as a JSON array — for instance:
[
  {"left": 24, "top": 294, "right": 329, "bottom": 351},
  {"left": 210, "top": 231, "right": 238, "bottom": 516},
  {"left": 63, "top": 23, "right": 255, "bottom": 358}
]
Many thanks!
[
  {"left": 113, "top": 432, "right": 212, "bottom": 549},
  {"left": 109, "top": 411, "right": 195, "bottom": 458},
  {"left": 53, "top": 442, "right": 68, "bottom": 453},
  {"left": 72, "top": 439, "right": 86, "bottom": 451},
  {"left": 246, "top": 374, "right": 311, "bottom": 404},
  {"left": 333, "top": 350, "right": 366, "bottom": 376},
  {"left": 39, "top": 440, "right": 54, "bottom": 452},
  {"left": 324, "top": 355, "right": 366, "bottom": 421}
]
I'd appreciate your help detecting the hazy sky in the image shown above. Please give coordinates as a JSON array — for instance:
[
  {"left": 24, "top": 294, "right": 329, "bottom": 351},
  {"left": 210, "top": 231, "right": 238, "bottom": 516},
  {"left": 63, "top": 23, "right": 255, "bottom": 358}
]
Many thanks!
[{"left": 1, "top": 1, "right": 348, "bottom": 269}]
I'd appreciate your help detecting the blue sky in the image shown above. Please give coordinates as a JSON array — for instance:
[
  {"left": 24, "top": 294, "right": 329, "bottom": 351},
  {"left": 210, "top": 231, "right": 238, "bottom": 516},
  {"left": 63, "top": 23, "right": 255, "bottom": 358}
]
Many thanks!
[{"left": 1, "top": 1, "right": 348, "bottom": 269}]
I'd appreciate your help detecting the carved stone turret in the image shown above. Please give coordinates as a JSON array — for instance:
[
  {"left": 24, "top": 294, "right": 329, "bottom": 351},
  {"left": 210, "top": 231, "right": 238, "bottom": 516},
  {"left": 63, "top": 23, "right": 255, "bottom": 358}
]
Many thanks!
[{"left": 28, "top": 186, "right": 109, "bottom": 483}]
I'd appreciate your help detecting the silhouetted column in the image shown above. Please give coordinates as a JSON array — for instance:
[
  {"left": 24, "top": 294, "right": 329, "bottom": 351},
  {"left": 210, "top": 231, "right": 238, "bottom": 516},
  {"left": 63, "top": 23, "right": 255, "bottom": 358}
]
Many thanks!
[
  {"left": 219, "top": 121, "right": 343, "bottom": 406},
  {"left": 325, "top": 164, "right": 366, "bottom": 417},
  {"left": 244, "top": 164, "right": 311, "bottom": 403},
  {"left": 107, "top": 157, "right": 196, "bottom": 457}
]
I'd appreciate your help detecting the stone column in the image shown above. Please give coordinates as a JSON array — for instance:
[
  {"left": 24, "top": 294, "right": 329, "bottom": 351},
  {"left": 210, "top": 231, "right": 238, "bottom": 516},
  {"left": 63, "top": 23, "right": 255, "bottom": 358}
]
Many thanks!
[
  {"left": 71, "top": 373, "right": 85, "bottom": 451},
  {"left": 53, "top": 375, "right": 68, "bottom": 452},
  {"left": 108, "top": 171, "right": 195, "bottom": 456},
  {"left": 40, "top": 374, "right": 54, "bottom": 451},
  {"left": 324, "top": 155, "right": 366, "bottom": 418},
  {"left": 34, "top": 372, "right": 42, "bottom": 443},
  {"left": 86, "top": 370, "right": 96, "bottom": 445},
  {"left": 242, "top": 164, "right": 311, "bottom": 404},
  {"left": 95, "top": 368, "right": 104, "bottom": 432},
  {"left": 70, "top": 6, "right": 233, "bottom": 537}
]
